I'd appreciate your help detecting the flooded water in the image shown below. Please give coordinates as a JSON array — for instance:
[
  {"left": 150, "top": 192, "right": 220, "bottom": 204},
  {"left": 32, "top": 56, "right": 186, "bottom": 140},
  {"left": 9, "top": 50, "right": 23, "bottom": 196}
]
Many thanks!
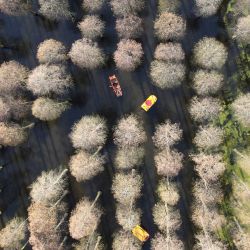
[{"left": 0, "top": 0, "right": 238, "bottom": 249}]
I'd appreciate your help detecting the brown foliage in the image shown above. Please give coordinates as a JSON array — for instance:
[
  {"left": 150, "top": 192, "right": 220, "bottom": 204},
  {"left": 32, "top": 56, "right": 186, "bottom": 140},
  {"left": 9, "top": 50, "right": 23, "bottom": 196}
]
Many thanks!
[
  {"left": 110, "top": 0, "right": 144, "bottom": 16},
  {"left": 194, "top": 0, "right": 223, "bottom": 17},
  {"left": 82, "top": 0, "right": 104, "bottom": 13},
  {"left": 151, "top": 233, "right": 184, "bottom": 250},
  {"left": 0, "top": 0, "right": 29, "bottom": 15}
]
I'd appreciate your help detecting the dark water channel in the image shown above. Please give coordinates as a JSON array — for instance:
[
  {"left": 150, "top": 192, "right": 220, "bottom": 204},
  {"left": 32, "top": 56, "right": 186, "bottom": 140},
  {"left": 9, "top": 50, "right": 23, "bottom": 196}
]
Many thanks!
[{"left": 0, "top": 0, "right": 237, "bottom": 249}]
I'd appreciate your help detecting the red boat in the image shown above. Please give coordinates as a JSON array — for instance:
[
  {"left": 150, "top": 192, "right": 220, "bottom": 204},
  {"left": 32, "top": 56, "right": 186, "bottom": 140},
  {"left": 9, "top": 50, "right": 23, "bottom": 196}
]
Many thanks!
[{"left": 109, "top": 75, "right": 122, "bottom": 97}]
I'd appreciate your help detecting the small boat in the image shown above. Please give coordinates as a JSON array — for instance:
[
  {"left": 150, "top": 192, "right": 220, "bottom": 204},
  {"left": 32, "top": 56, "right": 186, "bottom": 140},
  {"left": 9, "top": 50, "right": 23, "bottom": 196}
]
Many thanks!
[{"left": 109, "top": 75, "right": 122, "bottom": 97}]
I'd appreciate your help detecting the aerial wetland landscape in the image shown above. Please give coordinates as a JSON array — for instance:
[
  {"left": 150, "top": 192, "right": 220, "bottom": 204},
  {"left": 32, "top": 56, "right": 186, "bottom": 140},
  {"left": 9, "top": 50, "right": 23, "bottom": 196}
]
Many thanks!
[{"left": 0, "top": 0, "right": 250, "bottom": 249}]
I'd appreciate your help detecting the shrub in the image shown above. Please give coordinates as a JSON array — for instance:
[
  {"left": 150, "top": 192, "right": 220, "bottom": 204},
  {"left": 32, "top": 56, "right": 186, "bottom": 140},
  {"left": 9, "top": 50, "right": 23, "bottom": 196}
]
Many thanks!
[
  {"left": 154, "top": 12, "right": 186, "bottom": 41},
  {"left": 0, "top": 217, "right": 27, "bottom": 249},
  {"left": 189, "top": 96, "right": 221, "bottom": 123},
  {"left": 232, "top": 93, "right": 250, "bottom": 127},
  {"left": 154, "top": 43, "right": 185, "bottom": 62},
  {"left": 32, "top": 98, "right": 69, "bottom": 121},
  {"left": 30, "top": 169, "right": 68, "bottom": 204},
  {"left": 110, "top": 0, "right": 144, "bottom": 16},
  {"left": 116, "top": 15, "right": 143, "bottom": 39},
  {"left": 154, "top": 149, "right": 183, "bottom": 178},
  {"left": 70, "top": 115, "right": 107, "bottom": 151},
  {"left": 150, "top": 60, "right": 185, "bottom": 89},
  {"left": 0, "top": 122, "right": 28, "bottom": 147},
  {"left": 82, "top": 0, "right": 104, "bottom": 13},
  {"left": 193, "top": 69, "right": 224, "bottom": 96},
  {"left": 193, "top": 125, "right": 223, "bottom": 150},
  {"left": 0, "top": 61, "right": 29, "bottom": 95},
  {"left": 38, "top": 0, "right": 71, "bottom": 21},
  {"left": 69, "top": 38, "right": 105, "bottom": 69},
  {"left": 0, "top": 98, "right": 11, "bottom": 122},
  {"left": 78, "top": 15, "right": 105, "bottom": 40},
  {"left": 69, "top": 197, "right": 102, "bottom": 239},
  {"left": 0, "top": 0, "right": 29, "bottom": 15},
  {"left": 115, "top": 147, "right": 144, "bottom": 170},
  {"left": 69, "top": 150, "right": 104, "bottom": 182},
  {"left": 151, "top": 233, "right": 184, "bottom": 250},
  {"left": 194, "top": 0, "right": 223, "bottom": 17},
  {"left": 27, "top": 64, "right": 73, "bottom": 96},
  {"left": 153, "top": 120, "right": 182, "bottom": 149},
  {"left": 234, "top": 15, "right": 250, "bottom": 44},
  {"left": 112, "top": 171, "right": 142, "bottom": 205},
  {"left": 114, "top": 39, "right": 143, "bottom": 71},
  {"left": 193, "top": 37, "right": 228, "bottom": 70},
  {"left": 37, "top": 39, "right": 68, "bottom": 64}
]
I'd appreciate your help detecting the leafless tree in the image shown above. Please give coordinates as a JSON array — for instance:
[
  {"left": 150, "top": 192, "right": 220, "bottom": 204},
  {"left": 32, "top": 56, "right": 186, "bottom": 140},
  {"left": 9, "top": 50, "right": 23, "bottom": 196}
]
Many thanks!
[
  {"left": 78, "top": 15, "right": 105, "bottom": 40},
  {"left": 74, "top": 234, "right": 104, "bottom": 250},
  {"left": 0, "top": 217, "right": 27, "bottom": 249},
  {"left": 115, "top": 147, "right": 144, "bottom": 170},
  {"left": 154, "top": 43, "right": 185, "bottom": 62},
  {"left": 233, "top": 0, "right": 250, "bottom": 17},
  {"left": 116, "top": 15, "right": 143, "bottom": 39},
  {"left": 158, "top": 0, "right": 180, "bottom": 13},
  {"left": 112, "top": 171, "right": 142, "bottom": 205},
  {"left": 112, "top": 230, "right": 142, "bottom": 250},
  {"left": 37, "top": 39, "right": 68, "bottom": 64},
  {"left": 193, "top": 37, "right": 228, "bottom": 70},
  {"left": 113, "top": 114, "right": 146, "bottom": 148},
  {"left": 82, "top": 0, "right": 104, "bottom": 13},
  {"left": 69, "top": 38, "right": 105, "bottom": 69},
  {"left": 150, "top": 60, "right": 185, "bottom": 89},
  {"left": 193, "top": 69, "right": 224, "bottom": 96},
  {"left": 194, "top": 0, "right": 223, "bottom": 17},
  {"left": 114, "top": 39, "right": 143, "bottom": 71},
  {"left": 154, "top": 12, "right": 186, "bottom": 41},
  {"left": 195, "top": 233, "right": 227, "bottom": 250},
  {"left": 0, "top": 60, "right": 29, "bottom": 95},
  {"left": 69, "top": 194, "right": 102, "bottom": 240},
  {"left": 69, "top": 150, "right": 104, "bottom": 182},
  {"left": 189, "top": 96, "right": 221, "bottom": 123},
  {"left": 151, "top": 233, "right": 184, "bottom": 250},
  {"left": 153, "top": 120, "right": 182, "bottom": 149},
  {"left": 30, "top": 169, "right": 68, "bottom": 205},
  {"left": 232, "top": 93, "right": 250, "bottom": 127},
  {"left": 154, "top": 149, "right": 183, "bottom": 178},
  {"left": 193, "top": 125, "right": 223, "bottom": 150},
  {"left": 38, "top": 0, "right": 71, "bottom": 21},
  {"left": 110, "top": 0, "right": 144, "bottom": 16},
  {"left": 70, "top": 115, "right": 107, "bottom": 151},
  {"left": 0, "top": 0, "right": 29, "bottom": 15},
  {"left": 233, "top": 231, "right": 250, "bottom": 250},
  {"left": 32, "top": 97, "right": 70, "bottom": 121},
  {"left": 0, "top": 98, "right": 11, "bottom": 122},
  {"left": 27, "top": 64, "right": 73, "bottom": 96}
]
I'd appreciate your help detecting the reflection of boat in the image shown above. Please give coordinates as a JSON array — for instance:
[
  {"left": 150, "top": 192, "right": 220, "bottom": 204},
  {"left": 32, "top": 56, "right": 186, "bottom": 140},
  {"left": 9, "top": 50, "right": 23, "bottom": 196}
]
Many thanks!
[
  {"left": 141, "top": 95, "right": 157, "bottom": 111},
  {"left": 132, "top": 225, "right": 150, "bottom": 242},
  {"left": 109, "top": 75, "right": 122, "bottom": 97}
]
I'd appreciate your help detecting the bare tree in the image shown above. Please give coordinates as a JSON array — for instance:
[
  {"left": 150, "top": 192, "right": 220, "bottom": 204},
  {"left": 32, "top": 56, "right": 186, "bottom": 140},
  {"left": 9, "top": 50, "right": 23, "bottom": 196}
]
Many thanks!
[
  {"left": 110, "top": 0, "right": 144, "bottom": 16},
  {"left": 70, "top": 115, "right": 107, "bottom": 151},
  {"left": 82, "top": 0, "right": 104, "bottom": 13},
  {"left": 233, "top": 231, "right": 250, "bottom": 250},
  {"left": 30, "top": 169, "right": 68, "bottom": 205},
  {"left": 115, "top": 147, "right": 144, "bottom": 170},
  {"left": 37, "top": 39, "right": 68, "bottom": 64},
  {"left": 150, "top": 60, "right": 185, "bottom": 89},
  {"left": 27, "top": 64, "right": 73, "bottom": 96},
  {"left": 233, "top": 0, "right": 250, "bottom": 17},
  {"left": 193, "top": 37, "right": 228, "bottom": 70},
  {"left": 154, "top": 43, "right": 185, "bottom": 62},
  {"left": 158, "top": 0, "right": 180, "bottom": 13},
  {"left": 154, "top": 12, "right": 186, "bottom": 41},
  {"left": 195, "top": 233, "right": 227, "bottom": 250},
  {"left": 116, "top": 15, "right": 143, "bottom": 39},
  {"left": 0, "top": 98, "right": 11, "bottom": 122},
  {"left": 0, "top": 0, "right": 29, "bottom": 15},
  {"left": 235, "top": 15, "right": 250, "bottom": 44},
  {"left": 114, "top": 39, "right": 143, "bottom": 71},
  {"left": 0, "top": 217, "right": 27, "bottom": 249},
  {"left": 193, "top": 125, "right": 223, "bottom": 150},
  {"left": 78, "top": 15, "right": 105, "bottom": 40},
  {"left": 153, "top": 120, "right": 182, "bottom": 149},
  {"left": 0, "top": 60, "right": 29, "bottom": 95},
  {"left": 69, "top": 150, "right": 104, "bottom": 182},
  {"left": 194, "top": 0, "right": 223, "bottom": 17},
  {"left": 232, "top": 93, "right": 250, "bottom": 127},
  {"left": 69, "top": 38, "right": 105, "bottom": 69},
  {"left": 32, "top": 97, "right": 70, "bottom": 121},
  {"left": 112, "top": 171, "right": 142, "bottom": 205},
  {"left": 69, "top": 195, "right": 102, "bottom": 240},
  {"left": 154, "top": 149, "right": 183, "bottom": 178},
  {"left": 189, "top": 97, "right": 221, "bottom": 123},
  {"left": 113, "top": 114, "right": 146, "bottom": 148},
  {"left": 38, "top": 0, "right": 71, "bottom": 21},
  {"left": 112, "top": 230, "right": 142, "bottom": 250},
  {"left": 74, "top": 234, "right": 104, "bottom": 250},
  {"left": 193, "top": 69, "right": 224, "bottom": 96},
  {"left": 151, "top": 233, "right": 184, "bottom": 250}
]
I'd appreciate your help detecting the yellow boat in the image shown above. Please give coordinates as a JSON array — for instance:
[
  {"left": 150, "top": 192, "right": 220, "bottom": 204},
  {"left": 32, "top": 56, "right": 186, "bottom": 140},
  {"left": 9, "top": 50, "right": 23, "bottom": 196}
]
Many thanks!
[
  {"left": 141, "top": 95, "right": 157, "bottom": 111},
  {"left": 132, "top": 225, "right": 150, "bottom": 242}
]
